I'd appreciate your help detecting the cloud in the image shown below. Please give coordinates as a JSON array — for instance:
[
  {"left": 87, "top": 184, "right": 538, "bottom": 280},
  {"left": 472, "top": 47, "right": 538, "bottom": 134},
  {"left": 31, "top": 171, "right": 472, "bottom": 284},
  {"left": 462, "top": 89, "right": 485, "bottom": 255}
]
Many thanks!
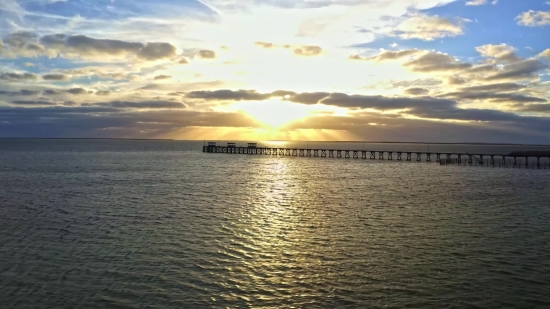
[
  {"left": 197, "top": 50, "right": 216, "bottom": 59},
  {"left": 319, "top": 93, "right": 456, "bottom": 111},
  {"left": 85, "top": 100, "right": 186, "bottom": 109},
  {"left": 19, "top": 89, "right": 40, "bottom": 96},
  {"left": 138, "top": 43, "right": 177, "bottom": 61},
  {"left": 50, "top": 66, "right": 134, "bottom": 81},
  {"left": 0, "top": 106, "right": 255, "bottom": 138},
  {"left": 404, "top": 88, "right": 430, "bottom": 95},
  {"left": 11, "top": 100, "right": 57, "bottom": 106},
  {"left": 442, "top": 92, "right": 546, "bottom": 103},
  {"left": 0, "top": 89, "right": 40, "bottom": 96},
  {"left": 476, "top": 44, "right": 518, "bottom": 62},
  {"left": 47, "top": 34, "right": 142, "bottom": 56},
  {"left": 67, "top": 87, "right": 87, "bottom": 95},
  {"left": 513, "top": 103, "right": 550, "bottom": 113},
  {"left": 538, "top": 49, "right": 550, "bottom": 59},
  {"left": 459, "top": 83, "right": 525, "bottom": 92},
  {"left": 484, "top": 59, "right": 547, "bottom": 81},
  {"left": 0, "top": 72, "right": 38, "bottom": 81},
  {"left": 393, "top": 16, "right": 468, "bottom": 41},
  {"left": 154, "top": 75, "right": 172, "bottom": 80},
  {"left": 446, "top": 75, "right": 467, "bottom": 85},
  {"left": 186, "top": 89, "right": 271, "bottom": 101},
  {"left": 96, "top": 91, "right": 111, "bottom": 96},
  {"left": 38, "top": 33, "right": 177, "bottom": 60},
  {"left": 287, "top": 92, "right": 331, "bottom": 104},
  {"left": 466, "top": 0, "right": 487, "bottom": 5},
  {"left": 516, "top": 10, "right": 550, "bottom": 27},
  {"left": 42, "top": 73, "right": 70, "bottom": 81},
  {"left": 43, "top": 90, "right": 60, "bottom": 95},
  {"left": 182, "top": 88, "right": 550, "bottom": 126},
  {"left": 255, "top": 42, "right": 274, "bottom": 48},
  {"left": 1, "top": 32, "right": 38, "bottom": 49},
  {"left": 357, "top": 49, "right": 474, "bottom": 75},
  {"left": 293, "top": 45, "right": 323, "bottom": 56},
  {"left": 404, "top": 52, "right": 472, "bottom": 72},
  {"left": 350, "top": 49, "right": 421, "bottom": 61}
]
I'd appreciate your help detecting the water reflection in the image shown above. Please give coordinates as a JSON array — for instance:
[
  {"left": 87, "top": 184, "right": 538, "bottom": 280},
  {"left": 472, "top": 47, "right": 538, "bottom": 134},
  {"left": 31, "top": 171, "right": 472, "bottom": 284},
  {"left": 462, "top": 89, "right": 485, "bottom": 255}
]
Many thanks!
[{"left": 219, "top": 157, "right": 333, "bottom": 306}]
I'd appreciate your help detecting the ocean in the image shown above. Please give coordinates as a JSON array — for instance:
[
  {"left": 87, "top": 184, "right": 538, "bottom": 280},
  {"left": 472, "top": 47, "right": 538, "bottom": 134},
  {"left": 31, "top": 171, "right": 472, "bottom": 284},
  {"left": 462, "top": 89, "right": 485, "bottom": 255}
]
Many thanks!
[{"left": 1, "top": 139, "right": 549, "bottom": 308}]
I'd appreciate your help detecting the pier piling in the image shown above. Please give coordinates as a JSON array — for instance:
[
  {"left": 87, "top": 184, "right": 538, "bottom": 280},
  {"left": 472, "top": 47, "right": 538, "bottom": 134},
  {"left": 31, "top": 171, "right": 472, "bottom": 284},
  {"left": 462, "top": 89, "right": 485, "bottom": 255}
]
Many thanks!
[{"left": 202, "top": 142, "right": 550, "bottom": 169}]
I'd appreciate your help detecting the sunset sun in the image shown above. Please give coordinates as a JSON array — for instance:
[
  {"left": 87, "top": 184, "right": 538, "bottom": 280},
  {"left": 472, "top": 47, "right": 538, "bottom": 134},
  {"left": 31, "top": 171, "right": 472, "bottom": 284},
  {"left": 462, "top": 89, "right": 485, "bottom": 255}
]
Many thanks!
[{"left": 233, "top": 100, "right": 312, "bottom": 128}]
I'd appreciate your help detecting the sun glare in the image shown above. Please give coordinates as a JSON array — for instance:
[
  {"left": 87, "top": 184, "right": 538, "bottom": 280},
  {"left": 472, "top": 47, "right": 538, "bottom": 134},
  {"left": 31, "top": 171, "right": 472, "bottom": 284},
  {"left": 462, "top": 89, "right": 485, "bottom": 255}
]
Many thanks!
[{"left": 233, "top": 100, "right": 311, "bottom": 128}]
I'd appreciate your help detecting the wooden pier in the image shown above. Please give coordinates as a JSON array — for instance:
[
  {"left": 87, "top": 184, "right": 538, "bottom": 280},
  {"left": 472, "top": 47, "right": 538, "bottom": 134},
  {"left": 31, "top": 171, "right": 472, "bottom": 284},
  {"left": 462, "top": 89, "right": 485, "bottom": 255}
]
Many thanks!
[{"left": 203, "top": 142, "right": 550, "bottom": 169}]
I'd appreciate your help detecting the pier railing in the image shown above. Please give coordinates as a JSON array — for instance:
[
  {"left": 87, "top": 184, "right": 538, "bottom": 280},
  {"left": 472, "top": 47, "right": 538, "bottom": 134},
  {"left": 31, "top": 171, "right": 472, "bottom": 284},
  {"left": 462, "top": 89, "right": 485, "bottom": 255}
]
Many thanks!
[
  {"left": 202, "top": 143, "right": 550, "bottom": 169},
  {"left": 440, "top": 158, "right": 549, "bottom": 169}
]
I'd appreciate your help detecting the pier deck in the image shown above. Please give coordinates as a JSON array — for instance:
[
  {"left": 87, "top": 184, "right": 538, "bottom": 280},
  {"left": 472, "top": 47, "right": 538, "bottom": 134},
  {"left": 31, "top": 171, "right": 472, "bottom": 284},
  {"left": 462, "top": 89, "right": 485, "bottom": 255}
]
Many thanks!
[{"left": 203, "top": 143, "right": 550, "bottom": 169}]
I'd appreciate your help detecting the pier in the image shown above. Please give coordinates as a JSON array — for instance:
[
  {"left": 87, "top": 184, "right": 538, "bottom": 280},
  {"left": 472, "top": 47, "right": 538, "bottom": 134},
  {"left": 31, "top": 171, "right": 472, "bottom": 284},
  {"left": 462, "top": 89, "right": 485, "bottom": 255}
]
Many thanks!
[{"left": 203, "top": 142, "right": 550, "bottom": 169}]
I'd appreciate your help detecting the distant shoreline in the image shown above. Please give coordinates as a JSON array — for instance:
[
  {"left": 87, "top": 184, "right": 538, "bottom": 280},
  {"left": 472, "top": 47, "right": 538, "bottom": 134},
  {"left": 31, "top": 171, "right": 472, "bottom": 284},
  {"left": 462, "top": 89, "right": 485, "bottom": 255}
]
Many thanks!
[{"left": 1, "top": 137, "right": 550, "bottom": 147}]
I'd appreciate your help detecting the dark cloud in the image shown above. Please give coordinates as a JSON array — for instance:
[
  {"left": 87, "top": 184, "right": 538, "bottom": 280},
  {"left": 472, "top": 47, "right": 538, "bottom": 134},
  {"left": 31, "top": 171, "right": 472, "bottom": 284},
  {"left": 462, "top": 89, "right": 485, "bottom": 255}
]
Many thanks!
[
  {"left": 404, "top": 52, "right": 472, "bottom": 72},
  {"left": 39, "top": 33, "right": 176, "bottom": 60},
  {"left": 271, "top": 90, "right": 297, "bottom": 97},
  {"left": 1, "top": 97, "right": 550, "bottom": 142},
  {"left": 43, "top": 90, "right": 59, "bottom": 95},
  {"left": 154, "top": 75, "right": 172, "bottom": 80},
  {"left": 441, "top": 92, "right": 546, "bottom": 103},
  {"left": 255, "top": 42, "right": 274, "bottom": 48},
  {"left": 11, "top": 100, "right": 57, "bottom": 106},
  {"left": 0, "top": 89, "right": 40, "bottom": 96},
  {"left": 459, "top": 83, "right": 525, "bottom": 92},
  {"left": 67, "top": 88, "right": 87, "bottom": 95},
  {"left": 138, "top": 42, "right": 177, "bottom": 60},
  {"left": 63, "top": 34, "right": 143, "bottom": 55},
  {"left": 186, "top": 90, "right": 271, "bottom": 101},
  {"left": 513, "top": 103, "right": 550, "bottom": 113},
  {"left": 96, "top": 91, "right": 111, "bottom": 96},
  {"left": 2, "top": 31, "right": 38, "bottom": 48},
  {"left": 494, "top": 51, "right": 519, "bottom": 63},
  {"left": 0, "top": 91, "right": 20, "bottom": 96},
  {"left": 197, "top": 50, "right": 216, "bottom": 59},
  {"left": 86, "top": 100, "right": 186, "bottom": 109},
  {"left": 39, "top": 34, "right": 67, "bottom": 46},
  {"left": 468, "top": 64, "right": 496, "bottom": 74},
  {"left": 446, "top": 76, "right": 467, "bottom": 85},
  {"left": 19, "top": 89, "right": 40, "bottom": 96},
  {"left": 404, "top": 88, "right": 430, "bottom": 96},
  {"left": 320, "top": 93, "right": 455, "bottom": 111},
  {"left": 42, "top": 73, "right": 69, "bottom": 81},
  {"left": 294, "top": 45, "right": 322, "bottom": 56},
  {"left": 411, "top": 106, "right": 522, "bottom": 122},
  {"left": 0, "top": 72, "right": 38, "bottom": 81},
  {"left": 485, "top": 59, "right": 547, "bottom": 81},
  {"left": 288, "top": 92, "right": 331, "bottom": 104},
  {"left": 0, "top": 107, "right": 255, "bottom": 138},
  {"left": 26, "top": 43, "right": 46, "bottom": 52},
  {"left": 167, "top": 92, "right": 186, "bottom": 96}
]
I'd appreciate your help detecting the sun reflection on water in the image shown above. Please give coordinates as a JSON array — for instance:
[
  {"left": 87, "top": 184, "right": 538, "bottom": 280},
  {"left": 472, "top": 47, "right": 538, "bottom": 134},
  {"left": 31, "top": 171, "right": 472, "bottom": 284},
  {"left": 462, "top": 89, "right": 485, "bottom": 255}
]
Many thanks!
[{"left": 221, "top": 157, "right": 332, "bottom": 302}]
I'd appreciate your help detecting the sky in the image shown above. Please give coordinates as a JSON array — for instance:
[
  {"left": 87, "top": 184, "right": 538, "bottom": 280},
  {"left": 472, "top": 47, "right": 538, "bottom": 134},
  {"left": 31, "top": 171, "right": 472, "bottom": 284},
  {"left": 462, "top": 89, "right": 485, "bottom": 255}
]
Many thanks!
[{"left": 0, "top": 0, "right": 549, "bottom": 143}]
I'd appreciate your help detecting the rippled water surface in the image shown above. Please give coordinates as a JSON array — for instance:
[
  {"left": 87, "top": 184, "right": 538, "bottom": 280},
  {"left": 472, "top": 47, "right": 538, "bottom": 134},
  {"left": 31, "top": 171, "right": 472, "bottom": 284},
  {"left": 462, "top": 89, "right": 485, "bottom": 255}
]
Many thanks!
[{"left": 1, "top": 139, "right": 550, "bottom": 308}]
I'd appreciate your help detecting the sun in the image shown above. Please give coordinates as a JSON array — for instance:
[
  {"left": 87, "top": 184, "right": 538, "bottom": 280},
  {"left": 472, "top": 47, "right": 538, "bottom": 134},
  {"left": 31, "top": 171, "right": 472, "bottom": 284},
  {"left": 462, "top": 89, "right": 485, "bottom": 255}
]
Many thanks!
[{"left": 233, "top": 100, "right": 311, "bottom": 128}]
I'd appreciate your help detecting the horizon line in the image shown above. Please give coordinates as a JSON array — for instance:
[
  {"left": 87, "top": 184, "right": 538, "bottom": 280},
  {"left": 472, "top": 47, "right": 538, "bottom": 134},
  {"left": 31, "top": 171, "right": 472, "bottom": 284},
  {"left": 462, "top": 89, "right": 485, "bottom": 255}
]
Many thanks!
[{"left": 1, "top": 137, "right": 550, "bottom": 147}]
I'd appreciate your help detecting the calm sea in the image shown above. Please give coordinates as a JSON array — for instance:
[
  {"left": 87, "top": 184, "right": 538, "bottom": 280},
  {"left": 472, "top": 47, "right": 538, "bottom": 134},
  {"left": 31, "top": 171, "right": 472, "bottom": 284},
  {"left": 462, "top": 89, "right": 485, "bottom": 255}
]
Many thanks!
[{"left": 1, "top": 139, "right": 550, "bottom": 308}]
